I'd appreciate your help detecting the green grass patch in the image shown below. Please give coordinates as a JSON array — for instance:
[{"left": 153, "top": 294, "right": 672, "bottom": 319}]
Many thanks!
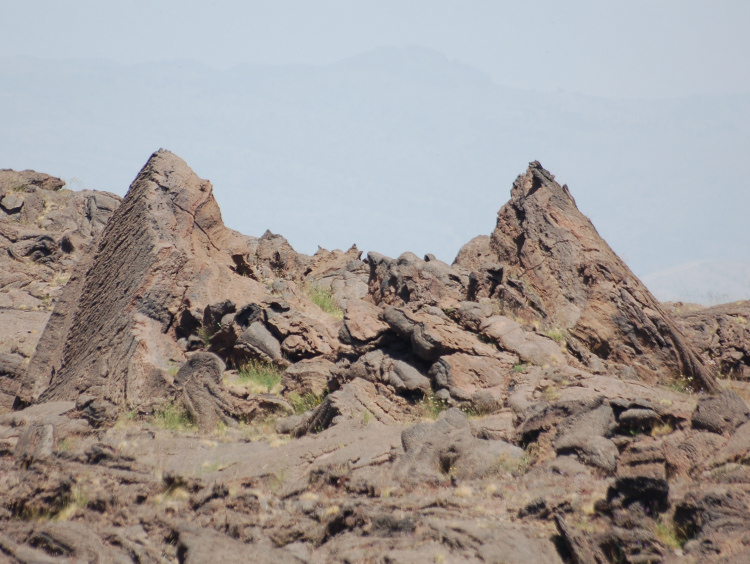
[
  {"left": 238, "top": 359, "right": 283, "bottom": 393},
  {"left": 288, "top": 391, "right": 326, "bottom": 414},
  {"left": 497, "top": 443, "right": 539, "bottom": 477},
  {"left": 662, "top": 374, "right": 695, "bottom": 394},
  {"left": 197, "top": 327, "right": 212, "bottom": 347},
  {"left": 419, "top": 390, "right": 448, "bottom": 420},
  {"left": 305, "top": 284, "right": 344, "bottom": 319},
  {"left": 654, "top": 518, "right": 686, "bottom": 550},
  {"left": 512, "top": 363, "right": 528, "bottom": 373},
  {"left": 543, "top": 328, "right": 567, "bottom": 343},
  {"left": 153, "top": 402, "right": 196, "bottom": 432}
]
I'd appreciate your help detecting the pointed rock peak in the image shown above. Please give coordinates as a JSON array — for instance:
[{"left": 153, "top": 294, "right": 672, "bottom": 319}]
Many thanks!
[
  {"left": 18, "top": 150, "right": 265, "bottom": 410},
  {"left": 488, "top": 163, "right": 717, "bottom": 392},
  {"left": 511, "top": 160, "right": 577, "bottom": 209}
]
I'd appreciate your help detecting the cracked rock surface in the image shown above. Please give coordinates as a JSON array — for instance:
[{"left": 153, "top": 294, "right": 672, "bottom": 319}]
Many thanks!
[{"left": 1, "top": 154, "right": 749, "bottom": 563}]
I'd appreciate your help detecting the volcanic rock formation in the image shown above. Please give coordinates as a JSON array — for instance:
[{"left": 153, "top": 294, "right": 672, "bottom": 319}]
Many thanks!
[
  {"left": 16, "top": 151, "right": 276, "bottom": 414},
  {"left": 1, "top": 154, "right": 749, "bottom": 563},
  {"left": 0, "top": 169, "right": 121, "bottom": 410},
  {"left": 472, "top": 161, "right": 717, "bottom": 392}
]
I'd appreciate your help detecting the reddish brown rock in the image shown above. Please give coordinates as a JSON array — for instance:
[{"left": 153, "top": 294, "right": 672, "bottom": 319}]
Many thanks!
[
  {"left": 17, "top": 150, "right": 266, "bottom": 411},
  {"left": 669, "top": 300, "right": 750, "bottom": 381},
  {"left": 342, "top": 298, "right": 389, "bottom": 343},
  {"left": 452, "top": 234, "right": 493, "bottom": 272},
  {"left": 281, "top": 357, "right": 334, "bottom": 397},
  {"left": 488, "top": 161, "right": 718, "bottom": 391},
  {"left": 0, "top": 169, "right": 66, "bottom": 193},
  {"left": 368, "top": 251, "right": 469, "bottom": 307}
]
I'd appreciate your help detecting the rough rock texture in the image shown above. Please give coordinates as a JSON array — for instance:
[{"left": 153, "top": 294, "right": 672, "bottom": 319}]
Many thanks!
[
  {"left": 1, "top": 169, "right": 122, "bottom": 410},
  {"left": 17, "top": 150, "right": 266, "bottom": 409},
  {"left": 3, "top": 154, "right": 750, "bottom": 562},
  {"left": 668, "top": 300, "right": 750, "bottom": 381},
  {"left": 489, "top": 161, "right": 718, "bottom": 392}
]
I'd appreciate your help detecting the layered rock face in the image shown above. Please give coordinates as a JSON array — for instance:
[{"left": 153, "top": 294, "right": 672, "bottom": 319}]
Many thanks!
[
  {"left": 668, "top": 301, "right": 750, "bottom": 381},
  {"left": 0, "top": 169, "right": 121, "bottom": 409},
  {"left": 485, "top": 161, "right": 717, "bottom": 392},
  {"left": 1, "top": 154, "right": 749, "bottom": 563},
  {"left": 18, "top": 150, "right": 267, "bottom": 409}
]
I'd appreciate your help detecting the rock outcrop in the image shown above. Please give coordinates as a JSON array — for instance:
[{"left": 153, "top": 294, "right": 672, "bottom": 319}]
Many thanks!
[
  {"left": 1, "top": 153, "right": 748, "bottom": 563},
  {"left": 17, "top": 150, "right": 267, "bottom": 412},
  {"left": 668, "top": 300, "right": 750, "bottom": 381},
  {"left": 0, "top": 169, "right": 121, "bottom": 409},
  {"left": 486, "top": 161, "right": 718, "bottom": 391}
]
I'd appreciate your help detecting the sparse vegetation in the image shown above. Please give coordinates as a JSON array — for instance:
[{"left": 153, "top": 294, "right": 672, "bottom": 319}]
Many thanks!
[
  {"left": 153, "top": 402, "right": 196, "bottom": 432},
  {"left": 197, "top": 326, "right": 213, "bottom": 347},
  {"left": 512, "top": 363, "right": 528, "bottom": 373},
  {"left": 497, "top": 443, "right": 539, "bottom": 477},
  {"left": 54, "top": 487, "right": 89, "bottom": 521},
  {"left": 237, "top": 359, "right": 283, "bottom": 394},
  {"left": 663, "top": 374, "right": 695, "bottom": 394},
  {"left": 51, "top": 271, "right": 71, "bottom": 287},
  {"left": 651, "top": 420, "right": 675, "bottom": 437},
  {"left": 115, "top": 408, "right": 138, "bottom": 429},
  {"left": 654, "top": 517, "right": 686, "bottom": 550},
  {"left": 543, "top": 328, "right": 567, "bottom": 343},
  {"left": 419, "top": 390, "right": 448, "bottom": 419},
  {"left": 288, "top": 391, "right": 326, "bottom": 414},
  {"left": 305, "top": 284, "right": 344, "bottom": 319},
  {"left": 240, "top": 416, "right": 288, "bottom": 446},
  {"left": 542, "top": 385, "right": 560, "bottom": 402}
]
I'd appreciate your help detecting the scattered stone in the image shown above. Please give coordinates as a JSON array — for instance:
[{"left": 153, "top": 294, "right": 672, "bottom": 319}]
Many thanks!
[
  {"left": 0, "top": 193, "right": 24, "bottom": 214},
  {"left": 282, "top": 357, "right": 334, "bottom": 397},
  {"left": 2, "top": 153, "right": 745, "bottom": 561}
]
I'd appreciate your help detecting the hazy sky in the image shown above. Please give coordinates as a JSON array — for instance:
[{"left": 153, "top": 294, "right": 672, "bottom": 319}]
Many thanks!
[
  {"left": 3, "top": 1, "right": 749, "bottom": 99},
  {"left": 2, "top": 2, "right": 749, "bottom": 303}
]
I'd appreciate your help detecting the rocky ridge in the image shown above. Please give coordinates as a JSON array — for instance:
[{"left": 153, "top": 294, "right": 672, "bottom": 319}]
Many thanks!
[{"left": 1, "top": 152, "right": 749, "bottom": 563}]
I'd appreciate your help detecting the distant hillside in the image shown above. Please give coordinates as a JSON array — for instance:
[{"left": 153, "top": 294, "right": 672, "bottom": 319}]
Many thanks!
[
  {"left": 1, "top": 47, "right": 749, "bottom": 282},
  {"left": 643, "top": 260, "right": 750, "bottom": 304}
]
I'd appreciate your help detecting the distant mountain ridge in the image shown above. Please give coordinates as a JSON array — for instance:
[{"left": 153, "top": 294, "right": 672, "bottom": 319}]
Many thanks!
[
  {"left": 643, "top": 260, "right": 750, "bottom": 304},
  {"left": 1, "top": 46, "right": 748, "bottom": 288}
]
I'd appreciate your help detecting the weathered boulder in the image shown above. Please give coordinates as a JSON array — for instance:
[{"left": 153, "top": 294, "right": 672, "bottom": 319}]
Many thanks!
[
  {"left": 452, "top": 234, "right": 493, "bottom": 272},
  {"left": 429, "top": 352, "right": 513, "bottom": 405},
  {"left": 382, "top": 305, "right": 502, "bottom": 362},
  {"left": 479, "top": 315, "right": 566, "bottom": 366},
  {"left": 236, "top": 321, "right": 284, "bottom": 363},
  {"left": 341, "top": 298, "right": 389, "bottom": 344},
  {"left": 393, "top": 408, "right": 523, "bottom": 482},
  {"left": 692, "top": 390, "right": 750, "bottom": 435},
  {"left": 368, "top": 251, "right": 469, "bottom": 307},
  {"left": 0, "top": 193, "right": 24, "bottom": 214},
  {"left": 17, "top": 150, "right": 266, "bottom": 413},
  {"left": 0, "top": 169, "right": 66, "bottom": 193},
  {"left": 0, "top": 353, "right": 25, "bottom": 412},
  {"left": 674, "top": 487, "right": 750, "bottom": 558},
  {"left": 298, "top": 377, "right": 409, "bottom": 435},
  {"left": 281, "top": 357, "right": 334, "bottom": 397},
  {"left": 174, "top": 352, "right": 233, "bottom": 432},
  {"left": 553, "top": 403, "right": 618, "bottom": 472},
  {"left": 487, "top": 161, "right": 718, "bottom": 391},
  {"left": 669, "top": 300, "right": 750, "bottom": 380}
]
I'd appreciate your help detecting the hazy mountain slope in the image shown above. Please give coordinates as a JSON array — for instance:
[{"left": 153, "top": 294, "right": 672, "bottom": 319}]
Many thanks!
[
  {"left": 643, "top": 260, "right": 750, "bottom": 304},
  {"left": 1, "top": 46, "right": 748, "bottom": 279}
]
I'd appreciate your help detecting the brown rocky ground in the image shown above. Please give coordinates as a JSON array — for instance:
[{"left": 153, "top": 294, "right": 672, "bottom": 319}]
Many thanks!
[{"left": 1, "top": 153, "right": 749, "bottom": 563}]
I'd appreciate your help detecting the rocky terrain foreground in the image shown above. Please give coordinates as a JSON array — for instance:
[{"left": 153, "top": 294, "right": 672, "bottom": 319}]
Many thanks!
[{"left": 1, "top": 152, "right": 749, "bottom": 563}]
